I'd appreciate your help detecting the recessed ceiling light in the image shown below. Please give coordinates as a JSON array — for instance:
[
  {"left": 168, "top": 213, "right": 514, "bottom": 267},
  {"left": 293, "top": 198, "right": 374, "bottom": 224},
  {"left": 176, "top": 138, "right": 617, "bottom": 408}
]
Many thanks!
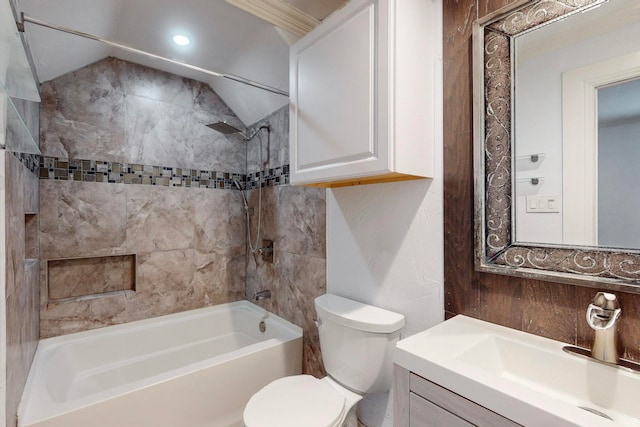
[{"left": 172, "top": 35, "right": 190, "bottom": 46}]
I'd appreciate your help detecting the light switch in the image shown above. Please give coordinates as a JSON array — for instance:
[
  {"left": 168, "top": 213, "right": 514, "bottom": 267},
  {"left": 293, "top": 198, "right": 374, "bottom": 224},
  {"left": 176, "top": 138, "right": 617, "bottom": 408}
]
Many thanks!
[{"left": 526, "top": 196, "right": 560, "bottom": 213}]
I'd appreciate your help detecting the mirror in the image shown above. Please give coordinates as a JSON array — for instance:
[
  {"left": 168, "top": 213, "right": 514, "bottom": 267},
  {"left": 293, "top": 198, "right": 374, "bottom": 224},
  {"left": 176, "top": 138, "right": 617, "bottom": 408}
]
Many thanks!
[{"left": 474, "top": 0, "right": 640, "bottom": 292}]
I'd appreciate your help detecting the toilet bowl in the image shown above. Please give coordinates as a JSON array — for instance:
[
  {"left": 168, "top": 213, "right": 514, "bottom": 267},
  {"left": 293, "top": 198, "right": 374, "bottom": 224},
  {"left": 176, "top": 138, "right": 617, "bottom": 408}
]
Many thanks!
[
  {"left": 243, "top": 294, "right": 405, "bottom": 427},
  {"left": 243, "top": 375, "right": 361, "bottom": 427}
]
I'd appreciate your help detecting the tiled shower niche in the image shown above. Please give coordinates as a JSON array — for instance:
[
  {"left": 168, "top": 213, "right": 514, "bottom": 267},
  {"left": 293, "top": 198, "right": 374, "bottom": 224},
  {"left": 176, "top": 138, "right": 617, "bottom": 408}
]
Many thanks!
[{"left": 46, "top": 254, "right": 136, "bottom": 303}]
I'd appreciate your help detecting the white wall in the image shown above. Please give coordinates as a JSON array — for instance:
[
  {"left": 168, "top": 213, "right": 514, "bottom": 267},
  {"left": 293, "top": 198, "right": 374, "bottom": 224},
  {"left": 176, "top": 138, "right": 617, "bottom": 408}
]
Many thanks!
[
  {"left": 514, "top": 20, "right": 640, "bottom": 244},
  {"left": 326, "top": 162, "right": 443, "bottom": 426},
  {"left": 209, "top": 24, "right": 290, "bottom": 126}
]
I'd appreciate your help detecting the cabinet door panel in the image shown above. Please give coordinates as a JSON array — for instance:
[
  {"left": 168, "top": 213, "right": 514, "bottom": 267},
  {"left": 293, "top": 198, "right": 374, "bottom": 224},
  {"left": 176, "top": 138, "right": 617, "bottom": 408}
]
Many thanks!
[{"left": 291, "top": 2, "right": 377, "bottom": 177}]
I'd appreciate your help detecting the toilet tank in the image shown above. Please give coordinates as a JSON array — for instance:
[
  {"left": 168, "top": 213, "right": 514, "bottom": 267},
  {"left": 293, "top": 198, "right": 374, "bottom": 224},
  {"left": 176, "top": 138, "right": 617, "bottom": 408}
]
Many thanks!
[{"left": 314, "top": 294, "right": 405, "bottom": 394}]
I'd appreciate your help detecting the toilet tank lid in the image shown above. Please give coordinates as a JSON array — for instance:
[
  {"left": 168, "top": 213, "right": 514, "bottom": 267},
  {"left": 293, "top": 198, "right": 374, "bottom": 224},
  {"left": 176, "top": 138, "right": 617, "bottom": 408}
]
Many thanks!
[{"left": 315, "top": 294, "right": 405, "bottom": 333}]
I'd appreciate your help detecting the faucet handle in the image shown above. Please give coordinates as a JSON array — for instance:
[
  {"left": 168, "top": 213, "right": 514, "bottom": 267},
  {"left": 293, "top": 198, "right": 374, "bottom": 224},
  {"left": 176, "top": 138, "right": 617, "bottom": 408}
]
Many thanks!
[
  {"left": 587, "top": 292, "right": 621, "bottom": 331},
  {"left": 591, "top": 292, "right": 620, "bottom": 311}
]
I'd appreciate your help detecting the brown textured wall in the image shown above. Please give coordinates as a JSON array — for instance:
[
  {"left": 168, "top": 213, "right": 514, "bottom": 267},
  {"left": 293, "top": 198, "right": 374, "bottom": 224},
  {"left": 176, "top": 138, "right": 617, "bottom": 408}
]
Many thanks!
[{"left": 443, "top": 0, "right": 640, "bottom": 361}]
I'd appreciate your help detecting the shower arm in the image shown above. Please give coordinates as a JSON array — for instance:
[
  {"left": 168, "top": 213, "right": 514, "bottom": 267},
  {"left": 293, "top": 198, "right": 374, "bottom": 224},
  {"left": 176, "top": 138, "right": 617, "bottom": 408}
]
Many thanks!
[
  {"left": 18, "top": 13, "right": 290, "bottom": 98},
  {"left": 243, "top": 125, "right": 270, "bottom": 142}
]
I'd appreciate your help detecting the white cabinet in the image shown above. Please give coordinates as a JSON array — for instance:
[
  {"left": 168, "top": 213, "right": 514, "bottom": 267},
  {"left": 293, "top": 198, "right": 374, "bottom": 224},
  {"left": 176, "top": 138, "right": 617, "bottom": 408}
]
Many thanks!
[{"left": 289, "top": 0, "right": 441, "bottom": 187}]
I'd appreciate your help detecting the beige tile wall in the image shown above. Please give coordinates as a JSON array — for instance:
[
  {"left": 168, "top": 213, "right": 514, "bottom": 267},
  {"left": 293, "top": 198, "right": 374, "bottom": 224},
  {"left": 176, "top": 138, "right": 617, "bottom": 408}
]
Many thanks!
[
  {"left": 4, "top": 151, "right": 40, "bottom": 427},
  {"left": 39, "top": 58, "right": 247, "bottom": 337},
  {"left": 38, "top": 59, "right": 327, "bottom": 378},
  {"left": 245, "top": 107, "right": 327, "bottom": 377}
]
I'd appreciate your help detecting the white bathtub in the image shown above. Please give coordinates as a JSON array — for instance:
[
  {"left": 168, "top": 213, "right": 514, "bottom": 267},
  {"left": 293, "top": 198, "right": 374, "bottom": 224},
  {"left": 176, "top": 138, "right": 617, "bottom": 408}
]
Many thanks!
[{"left": 18, "top": 301, "right": 303, "bottom": 427}]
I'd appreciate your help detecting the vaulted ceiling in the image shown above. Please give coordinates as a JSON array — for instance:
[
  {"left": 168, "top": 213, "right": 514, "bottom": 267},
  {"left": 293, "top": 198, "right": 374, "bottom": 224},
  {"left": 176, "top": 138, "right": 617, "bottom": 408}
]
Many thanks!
[{"left": 16, "top": 0, "right": 345, "bottom": 125}]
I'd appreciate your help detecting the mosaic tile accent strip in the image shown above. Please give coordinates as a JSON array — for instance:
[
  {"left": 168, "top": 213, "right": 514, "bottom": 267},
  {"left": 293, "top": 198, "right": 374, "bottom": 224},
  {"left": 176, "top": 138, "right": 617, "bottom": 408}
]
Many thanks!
[
  {"left": 39, "top": 156, "right": 291, "bottom": 190},
  {"left": 246, "top": 165, "right": 290, "bottom": 189},
  {"left": 14, "top": 152, "right": 40, "bottom": 177}
]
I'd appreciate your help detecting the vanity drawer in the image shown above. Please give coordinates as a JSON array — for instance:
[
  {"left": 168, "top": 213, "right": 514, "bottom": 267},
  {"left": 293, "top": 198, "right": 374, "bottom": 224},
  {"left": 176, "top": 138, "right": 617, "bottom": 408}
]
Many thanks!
[
  {"left": 410, "top": 392, "right": 473, "bottom": 427},
  {"left": 410, "top": 373, "right": 521, "bottom": 427}
]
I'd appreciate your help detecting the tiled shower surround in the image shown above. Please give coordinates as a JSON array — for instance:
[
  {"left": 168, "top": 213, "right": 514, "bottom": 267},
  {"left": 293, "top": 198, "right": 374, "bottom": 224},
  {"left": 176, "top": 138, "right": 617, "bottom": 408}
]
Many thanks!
[
  {"left": 39, "top": 57, "right": 326, "bottom": 375},
  {"left": 3, "top": 98, "right": 40, "bottom": 427},
  {"left": 245, "top": 107, "right": 326, "bottom": 377}
]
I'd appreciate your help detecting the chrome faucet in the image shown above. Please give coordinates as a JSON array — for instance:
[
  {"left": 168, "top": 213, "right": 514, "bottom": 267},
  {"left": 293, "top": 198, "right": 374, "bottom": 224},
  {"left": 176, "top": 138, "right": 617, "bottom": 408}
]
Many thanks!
[
  {"left": 586, "top": 292, "right": 621, "bottom": 364},
  {"left": 564, "top": 292, "right": 640, "bottom": 373},
  {"left": 254, "top": 290, "right": 272, "bottom": 301}
]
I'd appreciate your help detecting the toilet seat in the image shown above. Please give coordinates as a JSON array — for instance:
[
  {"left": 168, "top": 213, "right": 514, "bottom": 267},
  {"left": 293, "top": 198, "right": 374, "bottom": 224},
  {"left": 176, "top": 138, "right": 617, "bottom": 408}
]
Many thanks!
[{"left": 243, "top": 375, "right": 346, "bottom": 427}]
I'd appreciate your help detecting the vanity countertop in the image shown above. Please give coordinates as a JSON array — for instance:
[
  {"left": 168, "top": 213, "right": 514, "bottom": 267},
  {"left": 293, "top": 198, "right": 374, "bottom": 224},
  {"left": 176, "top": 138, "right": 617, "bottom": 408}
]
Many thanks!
[{"left": 394, "top": 315, "right": 638, "bottom": 427}]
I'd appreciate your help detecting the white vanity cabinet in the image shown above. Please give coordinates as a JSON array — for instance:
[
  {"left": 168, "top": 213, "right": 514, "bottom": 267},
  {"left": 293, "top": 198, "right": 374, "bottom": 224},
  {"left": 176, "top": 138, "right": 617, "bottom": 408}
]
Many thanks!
[
  {"left": 289, "top": 0, "right": 442, "bottom": 187},
  {"left": 393, "top": 366, "right": 522, "bottom": 427}
]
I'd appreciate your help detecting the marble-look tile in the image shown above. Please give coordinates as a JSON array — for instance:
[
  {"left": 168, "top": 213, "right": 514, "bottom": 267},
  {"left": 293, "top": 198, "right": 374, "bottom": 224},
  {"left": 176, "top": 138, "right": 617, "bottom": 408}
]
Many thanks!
[
  {"left": 193, "top": 81, "right": 236, "bottom": 116},
  {"left": 124, "top": 249, "right": 197, "bottom": 321},
  {"left": 40, "top": 57, "right": 246, "bottom": 171},
  {"left": 39, "top": 180, "right": 127, "bottom": 259},
  {"left": 277, "top": 185, "right": 326, "bottom": 258},
  {"left": 244, "top": 162, "right": 326, "bottom": 377},
  {"left": 40, "top": 292, "right": 129, "bottom": 338},
  {"left": 247, "top": 105, "right": 289, "bottom": 174},
  {"left": 124, "top": 95, "right": 194, "bottom": 168},
  {"left": 192, "top": 247, "right": 246, "bottom": 306},
  {"left": 123, "top": 96, "right": 245, "bottom": 173},
  {"left": 5, "top": 153, "right": 26, "bottom": 297},
  {"left": 276, "top": 252, "right": 326, "bottom": 377},
  {"left": 23, "top": 169, "right": 39, "bottom": 214},
  {"left": 246, "top": 186, "right": 278, "bottom": 253},
  {"left": 49, "top": 57, "right": 128, "bottom": 93},
  {"left": 126, "top": 185, "right": 194, "bottom": 253},
  {"left": 4, "top": 152, "right": 40, "bottom": 427},
  {"left": 123, "top": 62, "right": 210, "bottom": 110},
  {"left": 6, "top": 281, "right": 38, "bottom": 427},
  {"left": 248, "top": 248, "right": 327, "bottom": 377},
  {"left": 246, "top": 185, "right": 325, "bottom": 259},
  {"left": 190, "top": 109, "right": 246, "bottom": 173},
  {"left": 47, "top": 255, "right": 135, "bottom": 301},
  {"left": 40, "top": 81, "right": 126, "bottom": 160},
  {"left": 193, "top": 188, "right": 246, "bottom": 251},
  {"left": 25, "top": 214, "right": 38, "bottom": 259}
]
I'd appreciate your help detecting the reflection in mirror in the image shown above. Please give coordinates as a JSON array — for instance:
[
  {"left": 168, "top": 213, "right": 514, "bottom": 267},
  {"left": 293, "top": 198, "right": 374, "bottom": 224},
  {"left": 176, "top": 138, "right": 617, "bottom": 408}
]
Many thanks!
[
  {"left": 598, "top": 78, "right": 640, "bottom": 249},
  {"left": 513, "top": 0, "right": 640, "bottom": 249}
]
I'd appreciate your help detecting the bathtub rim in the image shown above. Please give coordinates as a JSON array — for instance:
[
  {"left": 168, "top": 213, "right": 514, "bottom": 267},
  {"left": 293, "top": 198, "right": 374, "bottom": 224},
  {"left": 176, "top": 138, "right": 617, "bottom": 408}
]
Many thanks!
[{"left": 18, "top": 300, "right": 303, "bottom": 427}]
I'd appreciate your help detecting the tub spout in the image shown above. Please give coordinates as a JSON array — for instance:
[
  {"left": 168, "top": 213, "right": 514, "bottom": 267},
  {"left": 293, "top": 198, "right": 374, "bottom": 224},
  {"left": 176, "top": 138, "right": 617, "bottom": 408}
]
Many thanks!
[{"left": 254, "top": 290, "right": 271, "bottom": 301}]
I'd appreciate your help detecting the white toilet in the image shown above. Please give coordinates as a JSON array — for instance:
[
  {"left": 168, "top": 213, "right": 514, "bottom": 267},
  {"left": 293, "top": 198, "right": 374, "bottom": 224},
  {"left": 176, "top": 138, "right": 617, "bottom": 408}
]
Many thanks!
[{"left": 243, "top": 293, "right": 405, "bottom": 427}]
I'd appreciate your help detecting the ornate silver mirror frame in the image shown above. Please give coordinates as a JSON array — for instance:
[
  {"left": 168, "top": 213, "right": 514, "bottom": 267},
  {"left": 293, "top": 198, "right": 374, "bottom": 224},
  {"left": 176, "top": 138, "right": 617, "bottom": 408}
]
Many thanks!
[{"left": 473, "top": 0, "right": 640, "bottom": 293}]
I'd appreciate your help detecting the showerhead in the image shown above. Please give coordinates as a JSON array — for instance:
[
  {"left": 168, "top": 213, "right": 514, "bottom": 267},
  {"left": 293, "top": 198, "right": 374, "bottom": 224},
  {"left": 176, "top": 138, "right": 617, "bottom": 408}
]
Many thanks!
[{"left": 206, "top": 121, "right": 243, "bottom": 135}]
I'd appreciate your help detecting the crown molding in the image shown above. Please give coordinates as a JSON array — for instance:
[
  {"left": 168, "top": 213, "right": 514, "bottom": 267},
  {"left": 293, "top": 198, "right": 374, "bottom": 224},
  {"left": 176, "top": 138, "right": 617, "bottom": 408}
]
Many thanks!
[{"left": 226, "top": 0, "right": 320, "bottom": 38}]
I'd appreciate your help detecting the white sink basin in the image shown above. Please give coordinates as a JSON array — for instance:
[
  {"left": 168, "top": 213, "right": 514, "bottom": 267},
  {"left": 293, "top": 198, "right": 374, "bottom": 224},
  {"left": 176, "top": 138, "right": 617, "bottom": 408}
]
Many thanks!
[{"left": 394, "top": 315, "right": 640, "bottom": 427}]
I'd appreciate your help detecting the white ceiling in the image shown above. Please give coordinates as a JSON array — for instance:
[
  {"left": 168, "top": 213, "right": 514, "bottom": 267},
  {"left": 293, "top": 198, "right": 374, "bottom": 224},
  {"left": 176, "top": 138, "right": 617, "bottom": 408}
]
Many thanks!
[{"left": 16, "top": 0, "right": 345, "bottom": 125}]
